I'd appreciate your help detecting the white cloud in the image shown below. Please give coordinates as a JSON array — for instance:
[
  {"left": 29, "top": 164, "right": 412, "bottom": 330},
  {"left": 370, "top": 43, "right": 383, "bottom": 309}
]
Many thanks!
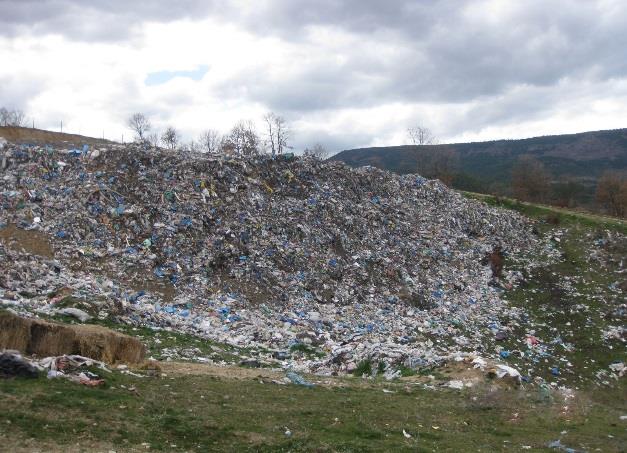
[{"left": 1, "top": 0, "right": 626, "bottom": 153}]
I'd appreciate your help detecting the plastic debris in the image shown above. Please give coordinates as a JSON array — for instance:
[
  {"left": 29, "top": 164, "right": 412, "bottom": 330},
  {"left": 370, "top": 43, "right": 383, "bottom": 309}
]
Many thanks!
[
  {"left": 495, "top": 364, "right": 521, "bottom": 380},
  {"left": 38, "top": 354, "right": 109, "bottom": 386},
  {"left": 1, "top": 139, "right": 622, "bottom": 384},
  {"left": 0, "top": 351, "right": 39, "bottom": 378},
  {"left": 286, "top": 371, "right": 315, "bottom": 388},
  {"left": 447, "top": 380, "right": 464, "bottom": 390},
  {"left": 547, "top": 439, "right": 577, "bottom": 452},
  {"left": 56, "top": 307, "right": 92, "bottom": 322}
]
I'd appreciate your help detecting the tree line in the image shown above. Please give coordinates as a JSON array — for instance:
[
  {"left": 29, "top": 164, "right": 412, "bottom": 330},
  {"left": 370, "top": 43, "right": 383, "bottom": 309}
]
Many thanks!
[
  {"left": 510, "top": 154, "right": 626, "bottom": 218},
  {"left": 3, "top": 107, "right": 624, "bottom": 218},
  {"left": 406, "top": 126, "right": 627, "bottom": 219},
  {"left": 126, "top": 112, "right": 328, "bottom": 159},
  {"left": 0, "top": 107, "right": 27, "bottom": 127}
]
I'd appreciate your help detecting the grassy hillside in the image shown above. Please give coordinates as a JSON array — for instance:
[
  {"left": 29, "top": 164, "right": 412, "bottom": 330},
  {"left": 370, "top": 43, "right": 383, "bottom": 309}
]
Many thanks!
[{"left": 332, "top": 128, "right": 627, "bottom": 207}]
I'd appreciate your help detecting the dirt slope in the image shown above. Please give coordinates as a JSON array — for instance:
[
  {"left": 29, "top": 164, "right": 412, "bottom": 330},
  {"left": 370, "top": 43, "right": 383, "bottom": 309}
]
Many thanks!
[{"left": 0, "top": 126, "right": 116, "bottom": 147}]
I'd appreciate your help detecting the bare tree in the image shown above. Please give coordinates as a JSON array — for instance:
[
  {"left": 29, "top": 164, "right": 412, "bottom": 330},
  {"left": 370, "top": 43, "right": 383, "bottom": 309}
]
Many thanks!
[
  {"left": 596, "top": 171, "right": 627, "bottom": 218},
  {"left": 511, "top": 155, "right": 552, "bottom": 202},
  {"left": 553, "top": 177, "right": 584, "bottom": 208},
  {"left": 412, "top": 147, "right": 459, "bottom": 186},
  {"left": 0, "top": 107, "right": 27, "bottom": 127},
  {"left": 11, "top": 110, "right": 26, "bottom": 127},
  {"left": 146, "top": 131, "right": 161, "bottom": 148},
  {"left": 198, "top": 129, "right": 221, "bottom": 153},
  {"left": 303, "top": 143, "right": 329, "bottom": 160},
  {"left": 263, "top": 112, "right": 290, "bottom": 156},
  {"left": 127, "top": 113, "right": 151, "bottom": 141},
  {"left": 407, "top": 125, "right": 437, "bottom": 145},
  {"left": 184, "top": 139, "right": 201, "bottom": 153},
  {"left": 161, "top": 126, "right": 179, "bottom": 150},
  {"left": 429, "top": 147, "right": 459, "bottom": 186},
  {"left": 223, "top": 120, "right": 260, "bottom": 156}
]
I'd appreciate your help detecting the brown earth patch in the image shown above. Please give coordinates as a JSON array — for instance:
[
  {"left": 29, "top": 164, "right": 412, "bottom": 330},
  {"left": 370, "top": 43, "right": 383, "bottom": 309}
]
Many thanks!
[
  {"left": 157, "top": 361, "right": 284, "bottom": 381},
  {"left": 0, "top": 224, "right": 55, "bottom": 258},
  {"left": 0, "top": 311, "right": 144, "bottom": 364},
  {"left": 0, "top": 126, "right": 115, "bottom": 147}
]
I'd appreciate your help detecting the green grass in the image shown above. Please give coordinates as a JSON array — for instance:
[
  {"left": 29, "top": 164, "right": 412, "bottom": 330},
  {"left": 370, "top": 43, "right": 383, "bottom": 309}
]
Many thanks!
[
  {"left": 354, "top": 360, "right": 373, "bottom": 377},
  {"left": 462, "top": 191, "right": 627, "bottom": 233},
  {"left": 0, "top": 370, "right": 625, "bottom": 452},
  {"left": 463, "top": 191, "right": 626, "bottom": 386},
  {"left": 289, "top": 343, "right": 325, "bottom": 358},
  {"left": 97, "top": 320, "right": 263, "bottom": 365}
]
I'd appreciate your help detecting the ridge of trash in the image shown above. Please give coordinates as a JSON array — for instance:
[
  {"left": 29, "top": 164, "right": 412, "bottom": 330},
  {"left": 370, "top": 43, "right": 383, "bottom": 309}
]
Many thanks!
[{"left": 1, "top": 141, "right": 541, "bottom": 375}]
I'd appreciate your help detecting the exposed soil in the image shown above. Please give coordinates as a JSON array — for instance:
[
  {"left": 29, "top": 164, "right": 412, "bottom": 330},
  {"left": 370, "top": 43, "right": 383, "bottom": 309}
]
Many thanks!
[
  {"left": 0, "top": 311, "right": 145, "bottom": 364},
  {"left": 0, "top": 126, "right": 115, "bottom": 147},
  {"left": 0, "top": 224, "right": 55, "bottom": 258}
]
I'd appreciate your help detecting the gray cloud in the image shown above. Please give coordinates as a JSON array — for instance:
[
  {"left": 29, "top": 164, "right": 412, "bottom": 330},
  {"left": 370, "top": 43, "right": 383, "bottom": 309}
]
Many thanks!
[
  {"left": 197, "top": 0, "right": 627, "bottom": 114},
  {"left": 2, "top": 0, "right": 627, "bottom": 144},
  {"left": 0, "top": 0, "right": 221, "bottom": 41},
  {"left": 0, "top": 73, "right": 47, "bottom": 111}
]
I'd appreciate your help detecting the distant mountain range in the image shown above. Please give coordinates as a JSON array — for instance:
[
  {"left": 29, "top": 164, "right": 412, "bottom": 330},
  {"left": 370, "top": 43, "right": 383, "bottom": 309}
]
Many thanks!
[{"left": 331, "top": 128, "right": 627, "bottom": 206}]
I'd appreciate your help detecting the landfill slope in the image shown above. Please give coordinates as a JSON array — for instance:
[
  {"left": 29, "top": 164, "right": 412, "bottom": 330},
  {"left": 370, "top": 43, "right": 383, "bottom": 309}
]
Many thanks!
[{"left": 1, "top": 142, "right": 538, "bottom": 373}]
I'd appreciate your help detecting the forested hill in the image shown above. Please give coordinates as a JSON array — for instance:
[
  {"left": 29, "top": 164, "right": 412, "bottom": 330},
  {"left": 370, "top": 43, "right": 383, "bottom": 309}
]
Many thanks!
[{"left": 331, "top": 128, "right": 627, "bottom": 205}]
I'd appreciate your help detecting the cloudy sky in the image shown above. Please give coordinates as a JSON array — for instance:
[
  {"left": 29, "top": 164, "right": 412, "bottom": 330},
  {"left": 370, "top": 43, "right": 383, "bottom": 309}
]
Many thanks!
[{"left": 1, "top": 0, "right": 626, "bottom": 152}]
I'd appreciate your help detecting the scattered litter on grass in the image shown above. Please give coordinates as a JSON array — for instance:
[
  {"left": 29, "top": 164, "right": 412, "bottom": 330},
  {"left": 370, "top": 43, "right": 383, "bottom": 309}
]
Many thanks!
[{"left": 286, "top": 371, "right": 314, "bottom": 388}]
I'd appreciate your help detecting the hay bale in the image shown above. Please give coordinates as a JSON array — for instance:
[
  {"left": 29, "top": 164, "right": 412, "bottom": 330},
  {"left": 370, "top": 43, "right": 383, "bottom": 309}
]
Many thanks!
[
  {"left": 0, "top": 311, "right": 144, "bottom": 364},
  {"left": 0, "top": 311, "right": 31, "bottom": 353}
]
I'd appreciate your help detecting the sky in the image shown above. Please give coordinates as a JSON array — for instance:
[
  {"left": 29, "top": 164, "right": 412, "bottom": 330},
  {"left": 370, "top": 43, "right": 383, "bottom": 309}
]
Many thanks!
[{"left": 1, "top": 0, "right": 627, "bottom": 153}]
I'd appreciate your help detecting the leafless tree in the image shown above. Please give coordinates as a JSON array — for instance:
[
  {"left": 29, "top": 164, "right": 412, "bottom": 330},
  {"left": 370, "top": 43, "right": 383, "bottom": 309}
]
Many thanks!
[
  {"left": 9, "top": 109, "right": 26, "bottom": 127},
  {"left": 161, "top": 126, "right": 179, "bottom": 150},
  {"left": 127, "top": 113, "right": 151, "bottom": 141},
  {"left": 413, "top": 147, "right": 459, "bottom": 186},
  {"left": 146, "top": 131, "right": 161, "bottom": 148},
  {"left": 263, "top": 112, "right": 290, "bottom": 156},
  {"left": 303, "top": 143, "right": 329, "bottom": 160},
  {"left": 223, "top": 120, "right": 260, "bottom": 156},
  {"left": 596, "top": 171, "right": 627, "bottom": 218},
  {"left": 511, "top": 155, "right": 552, "bottom": 202},
  {"left": 199, "top": 129, "right": 221, "bottom": 153},
  {"left": 407, "top": 125, "right": 437, "bottom": 145},
  {"left": 553, "top": 177, "right": 584, "bottom": 208},
  {"left": 429, "top": 147, "right": 459, "bottom": 186},
  {"left": 184, "top": 139, "right": 201, "bottom": 153},
  {"left": 0, "top": 107, "right": 27, "bottom": 127}
]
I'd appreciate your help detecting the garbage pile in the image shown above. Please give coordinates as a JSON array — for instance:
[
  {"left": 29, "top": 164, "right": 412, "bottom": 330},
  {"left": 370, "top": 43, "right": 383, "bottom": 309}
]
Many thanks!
[
  {"left": 1, "top": 141, "right": 539, "bottom": 374},
  {"left": 0, "top": 350, "right": 39, "bottom": 379},
  {"left": 42, "top": 354, "right": 109, "bottom": 386},
  {"left": 0, "top": 350, "right": 109, "bottom": 386}
]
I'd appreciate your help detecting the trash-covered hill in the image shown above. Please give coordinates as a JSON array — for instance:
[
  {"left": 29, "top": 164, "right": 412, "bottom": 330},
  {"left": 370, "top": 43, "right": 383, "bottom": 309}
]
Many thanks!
[{"left": 1, "top": 141, "right": 543, "bottom": 374}]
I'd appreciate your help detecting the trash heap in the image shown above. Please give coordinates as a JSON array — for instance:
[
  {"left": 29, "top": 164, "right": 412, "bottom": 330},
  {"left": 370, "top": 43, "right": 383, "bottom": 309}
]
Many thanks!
[
  {"left": 0, "top": 350, "right": 108, "bottom": 386},
  {"left": 1, "top": 141, "right": 539, "bottom": 374}
]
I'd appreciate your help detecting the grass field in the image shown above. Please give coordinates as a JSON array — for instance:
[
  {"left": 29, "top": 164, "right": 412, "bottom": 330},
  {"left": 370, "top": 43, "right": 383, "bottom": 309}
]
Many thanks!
[{"left": 1, "top": 365, "right": 625, "bottom": 452}]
